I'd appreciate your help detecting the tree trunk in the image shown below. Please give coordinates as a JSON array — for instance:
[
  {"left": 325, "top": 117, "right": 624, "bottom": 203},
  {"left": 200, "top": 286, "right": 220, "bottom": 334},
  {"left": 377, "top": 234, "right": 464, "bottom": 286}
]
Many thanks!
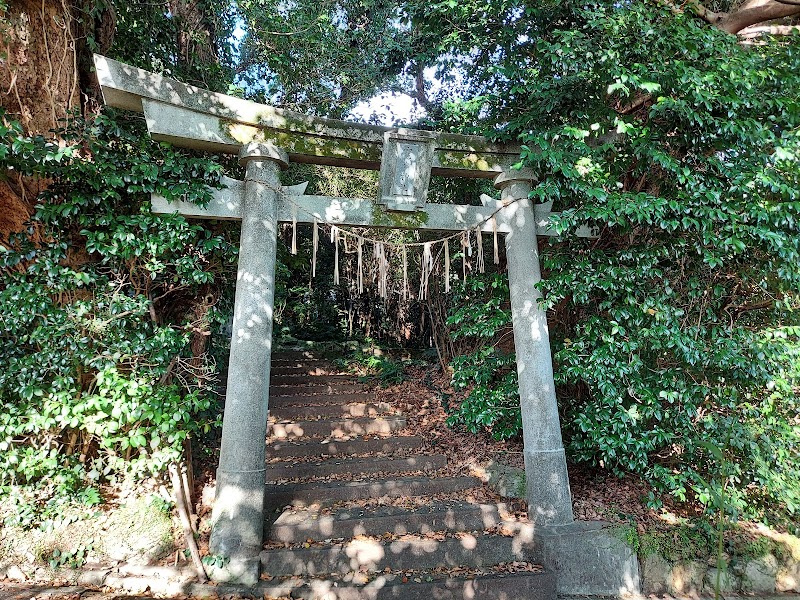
[{"left": 0, "top": 0, "right": 83, "bottom": 247}]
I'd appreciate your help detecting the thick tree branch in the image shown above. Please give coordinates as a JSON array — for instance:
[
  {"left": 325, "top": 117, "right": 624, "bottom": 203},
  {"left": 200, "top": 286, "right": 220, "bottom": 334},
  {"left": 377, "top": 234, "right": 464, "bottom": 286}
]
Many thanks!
[
  {"left": 660, "top": 0, "right": 800, "bottom": 35},
  {"left": 717, "top": 0, "right": 800, "bottom": 33},
  {"left": 738, "top": 24, "right": 800, "bottom": 36},
  {"left": 686, "top": 0, "right": 725, "bottom": 25},
  {"left": 413, "top": 64, "right": 433, "bottom": 111}
]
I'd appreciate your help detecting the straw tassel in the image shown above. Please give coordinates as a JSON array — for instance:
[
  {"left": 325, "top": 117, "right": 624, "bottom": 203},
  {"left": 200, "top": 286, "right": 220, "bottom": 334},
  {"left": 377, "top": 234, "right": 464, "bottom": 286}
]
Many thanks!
[
  {"left": 492, "top": 217, "right": 499, "bottom": 264},
  {"left": 461, "top": 232, "right": 468, "bottom": 282},
  {"left": 311, "top": 218, "right": 318, "bottom": 278},
  {"left": 376, "top": 242, "right": 389, "bottom": 299},
  {"left": 444, "top": 240, "right": 450, "bottom": 293},
  {"left": 419, "top": 242, "right": 433, "bottom": 300},
  {"left": 476, "top": 228, "right": 485, "bottom": 273}
]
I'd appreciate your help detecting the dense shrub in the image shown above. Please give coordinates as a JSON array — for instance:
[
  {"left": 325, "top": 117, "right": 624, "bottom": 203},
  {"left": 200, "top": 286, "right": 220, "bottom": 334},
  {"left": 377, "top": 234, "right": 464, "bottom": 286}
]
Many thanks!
[
  {"left": 0, "top": 112, "right": 234, "bottom": 523},
  {"left": 436, "top": 3, "right": 800, "bottom": 521},
  {"left": 446, "top": 274, "right": 521, "bottom": 440}
]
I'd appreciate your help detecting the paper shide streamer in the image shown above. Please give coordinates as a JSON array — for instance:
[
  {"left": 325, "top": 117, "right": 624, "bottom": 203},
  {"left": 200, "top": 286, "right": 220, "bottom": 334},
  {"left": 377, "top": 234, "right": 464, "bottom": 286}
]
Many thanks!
[
  {"left": 418, "top": 242, "right": 433, "bottom": 300},
  {"left": 273, "top": 183, "right": 512, "bottom": 300},
  {"left": 311, "top": 218, "right": 318, "bottom": 278}
]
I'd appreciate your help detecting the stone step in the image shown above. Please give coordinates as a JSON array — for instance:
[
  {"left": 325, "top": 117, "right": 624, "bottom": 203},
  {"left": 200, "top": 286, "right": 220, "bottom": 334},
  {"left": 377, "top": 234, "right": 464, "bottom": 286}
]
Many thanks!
[
  {"left": 290, "top": 573, "right": 555, "bottom": 600},
  {"left": 259, "top": 534, "right": 536, "bottom": 576},
  {"left": 272, "top": 352, "right": 324, "bottom": 360},
  {"left": 268, "top": 416, "right": 406, "bottom": 440},
  {"left": 266, "top": 502, "right": 505, "bottom": 542},
  {"left": 271, "top": 374, "right": 357, "bottom": 386},
  {"left": 264, "top": 476, "right": 482, "bottom": 506},
  {"left": 271, "top": 382, "right": 369, "bottom": 394},
  {"left": 265, "top": 454, "right": 447, "bottom": 482},
  {"left": 270, "top": 402, "right": 391, "bottom": 420},
  {"left": 271, "top": 365, "right": 338, "bottom": 376},
  {"left": 270, "top": 391, "right": 374, "bottom": 405},
  {"left": 271, "top": 356, "right": 328, "bottom": 364},
  {"left": 267, "top": 436, "right": 425, "bottom": 459}
]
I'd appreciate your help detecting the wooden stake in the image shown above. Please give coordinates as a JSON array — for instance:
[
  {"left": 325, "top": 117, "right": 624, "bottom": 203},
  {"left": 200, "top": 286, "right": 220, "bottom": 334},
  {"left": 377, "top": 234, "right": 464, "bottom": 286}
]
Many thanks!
[
  {"left": 169, "top": 463, "right": 206, "bottom": 582},
  {"left": 182, "top": 438, "right": 196, "bottom": 533}
]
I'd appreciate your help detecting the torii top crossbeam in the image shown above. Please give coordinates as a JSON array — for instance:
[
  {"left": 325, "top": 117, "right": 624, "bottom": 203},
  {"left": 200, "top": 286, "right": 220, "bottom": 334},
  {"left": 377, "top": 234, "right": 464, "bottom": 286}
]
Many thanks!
[
  {"left": 94, "top": 55, "right": 519, "bottom": 177},
  {"left": 94, "top": 55, "right": 596, "bottom": 238}
]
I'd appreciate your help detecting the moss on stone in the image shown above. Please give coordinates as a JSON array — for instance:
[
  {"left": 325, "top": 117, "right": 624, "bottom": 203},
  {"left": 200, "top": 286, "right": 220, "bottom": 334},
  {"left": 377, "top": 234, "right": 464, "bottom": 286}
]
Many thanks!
[{"left": 370, "top": 204, "right": 430, "bottom": 229}]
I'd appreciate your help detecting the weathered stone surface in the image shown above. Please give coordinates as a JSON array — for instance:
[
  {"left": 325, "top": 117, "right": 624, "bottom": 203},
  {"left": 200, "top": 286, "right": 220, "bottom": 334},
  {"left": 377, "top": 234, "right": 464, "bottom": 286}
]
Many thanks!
[
  {"left": 292, "top": 573, "right": 556, "bottom": 600},
  {"left": 96, "top": 54, "right": 522, "bottom": 178},
  {"left": 270, "top": 401, "right": 392, "bottom": 420},
  {"left": 266, "top": 503, "right": 504, "bottom": 542},
  {"left": 271, "top": 374, "right": 356, "bottom": 386},
  {"left": 104, "top": 573, "right": 150, "bottom": 594},
  {"left": 533, "top": 521, "right": 640, "bottom": 596},
  {"left": 498, "top": 172, "right": 574, "bottom": 526},
  {"left": 267, "top": 436, "right": 424, "bottom": 459},
  {"left": 268, "top": 416, "right": 406, "bottom": 440},
  {"left": 116, "top": 563, "right": 196, "bottom": 581},
  {"left": 264, "top": 476, "right": 482, "bottom": 507},
  {"left": 777, "top": 561, "right": 800, "bottom": 592},
  {"left": 260, "top": 535, "right": 535, "bottom": 576},
  {"left": 704, "top": 566, "right": 739, "bottom": 594},
  {"left": 265, "top": 454, "right": 446, "bottom": 482},
  {"left": 742, "top": 554, "right": 778, "bottom": 593},
  {"left": 208, "top": 144, "right": 284, "bottom": 584},
  {"left": 641, "top": 553, "right": 671, "bottom": 594},
  {"left": 5, "top": 564, "right": 29, "bottom": 582},
  {"left": 667, "top": 560, "right": 706, "bottom": 596},
  {"left": 480, "top": 460, "right": 526, "bottom": 499},
  {"left": 270, "top": 392, "right": 373, "bottom": 405},
  {"left": 76, "top": 568, "right": 111, "bottom": 586}
]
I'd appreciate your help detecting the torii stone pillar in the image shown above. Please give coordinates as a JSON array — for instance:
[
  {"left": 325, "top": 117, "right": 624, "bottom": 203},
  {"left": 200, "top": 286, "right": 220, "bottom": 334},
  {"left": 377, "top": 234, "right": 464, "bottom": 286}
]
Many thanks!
[
  {"left": 209, "top": 142, "right": 288, "bottom": 583},
  {"left": 496, "top": 169, "right": 574, "bottom": 526}
]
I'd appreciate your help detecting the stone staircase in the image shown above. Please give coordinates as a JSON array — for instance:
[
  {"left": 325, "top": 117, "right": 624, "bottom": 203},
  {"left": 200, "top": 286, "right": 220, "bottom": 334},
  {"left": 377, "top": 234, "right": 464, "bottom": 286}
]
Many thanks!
[{"left": 256, "top": 351, "right": 555, "bottom": 600}]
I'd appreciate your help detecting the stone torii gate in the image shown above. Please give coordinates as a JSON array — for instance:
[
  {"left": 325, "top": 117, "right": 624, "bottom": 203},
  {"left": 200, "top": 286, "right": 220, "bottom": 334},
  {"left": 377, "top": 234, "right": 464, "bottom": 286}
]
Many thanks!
[{"left": 94, "top": 55, "right": 589, "bottom": 584}]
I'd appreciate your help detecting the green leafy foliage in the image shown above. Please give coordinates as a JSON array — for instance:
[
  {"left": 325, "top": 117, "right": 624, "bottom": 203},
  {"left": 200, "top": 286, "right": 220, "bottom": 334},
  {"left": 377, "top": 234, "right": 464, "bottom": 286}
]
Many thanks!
[
  {"left": 336, "top": 348, "right": 409, "bottom": 387},
  {"left": 412, "top": 1, "right": 800, "bottom": 520},
  {"left": 47, "top": 540, "right": 94, "bottom": 569},
  {"left": 0, "top": 111, "right": 235, "bottom": 524},
  {"left": 446, "top": 274, "right": 521, "bottom": 440}
]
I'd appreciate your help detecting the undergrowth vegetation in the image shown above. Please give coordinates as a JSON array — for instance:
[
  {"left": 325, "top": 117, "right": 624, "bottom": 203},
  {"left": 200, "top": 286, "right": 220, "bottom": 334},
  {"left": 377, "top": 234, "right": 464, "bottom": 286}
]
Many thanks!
[{"left": 0, "top": 112, "right": 233, "bottom": 525}]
